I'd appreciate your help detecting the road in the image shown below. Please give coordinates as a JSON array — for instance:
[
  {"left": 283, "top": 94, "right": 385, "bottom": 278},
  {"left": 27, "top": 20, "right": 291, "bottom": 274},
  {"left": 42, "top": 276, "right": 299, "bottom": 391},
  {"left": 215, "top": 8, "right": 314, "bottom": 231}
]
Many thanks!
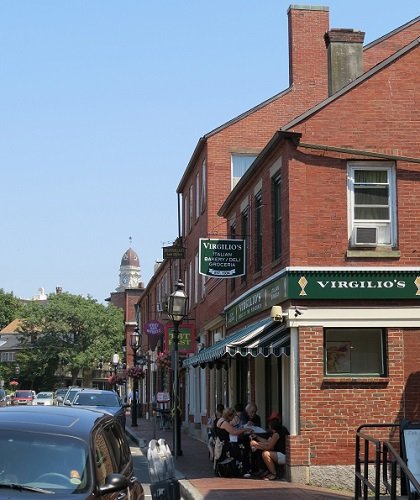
[{"left": 131, "top": 445, "right": 153, "bottom": 499}]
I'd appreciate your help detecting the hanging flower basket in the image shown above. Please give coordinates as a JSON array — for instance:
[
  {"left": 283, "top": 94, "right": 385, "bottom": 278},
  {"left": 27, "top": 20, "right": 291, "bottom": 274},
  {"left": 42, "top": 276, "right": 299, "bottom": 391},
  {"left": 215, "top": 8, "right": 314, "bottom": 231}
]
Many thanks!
[
  {"left": 127, "top": 365, "right": 145, "bottom": 380},
  {"left": 108, "top": 372, "right": 126, "bottom": 385},
  {"left": 156, "top": 352, "right": 171, "bottom": 371}
]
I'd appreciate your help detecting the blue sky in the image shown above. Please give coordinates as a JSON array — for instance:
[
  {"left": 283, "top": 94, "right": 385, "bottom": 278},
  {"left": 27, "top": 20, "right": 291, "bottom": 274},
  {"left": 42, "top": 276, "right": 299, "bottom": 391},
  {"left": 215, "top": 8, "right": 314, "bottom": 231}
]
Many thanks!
[{"left": 1, "top": 1, "right": 418, "bottom": 302}]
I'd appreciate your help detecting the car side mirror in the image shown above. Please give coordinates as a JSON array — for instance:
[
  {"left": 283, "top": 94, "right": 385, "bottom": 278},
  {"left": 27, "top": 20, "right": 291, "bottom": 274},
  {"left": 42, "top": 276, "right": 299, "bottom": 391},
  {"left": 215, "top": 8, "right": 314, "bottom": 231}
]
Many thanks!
[
  {"left": 99, "top": 473, "right": 129, "bottom": 494},
  {"left": 64, "top": 400, "right": 71, "bottom": 406}
]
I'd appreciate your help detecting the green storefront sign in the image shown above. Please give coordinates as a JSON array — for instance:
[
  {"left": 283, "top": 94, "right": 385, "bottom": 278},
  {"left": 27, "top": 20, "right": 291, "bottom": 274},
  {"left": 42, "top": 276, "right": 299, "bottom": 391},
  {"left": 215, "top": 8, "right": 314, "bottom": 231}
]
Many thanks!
[
  {"left": 225, "top": 270, "right": 420, "bottom": 328},
  {"left": 199, "top": 238, "right": 245, "bottom": 278},
  {"left": 288, "top": 271, "right": 420, "bottom": 300}
]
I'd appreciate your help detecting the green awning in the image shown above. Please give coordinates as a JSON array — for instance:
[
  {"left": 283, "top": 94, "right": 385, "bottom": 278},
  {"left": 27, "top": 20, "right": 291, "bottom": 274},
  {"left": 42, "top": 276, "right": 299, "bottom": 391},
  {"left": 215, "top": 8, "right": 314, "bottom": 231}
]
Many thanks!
[
  {"left": 226, "top": 323, "right": 289, "bottom": 358},
  {"left": 183, "top": 317, "right": 289, "bottom": 368}
]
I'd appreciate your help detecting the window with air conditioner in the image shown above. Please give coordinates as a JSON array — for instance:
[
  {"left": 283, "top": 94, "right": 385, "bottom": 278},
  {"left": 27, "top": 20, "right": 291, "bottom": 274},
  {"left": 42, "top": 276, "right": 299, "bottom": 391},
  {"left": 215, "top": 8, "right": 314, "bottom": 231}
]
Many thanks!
[{"left": 348, "top": 162, "right": 396, "bottom": 247}]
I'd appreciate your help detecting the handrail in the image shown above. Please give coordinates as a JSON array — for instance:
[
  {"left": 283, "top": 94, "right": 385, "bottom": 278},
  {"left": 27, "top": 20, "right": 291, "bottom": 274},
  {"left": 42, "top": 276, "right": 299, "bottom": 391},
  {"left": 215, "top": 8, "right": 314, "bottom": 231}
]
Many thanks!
[
  {"left": 355, "top": 431, "right": 382, "bottom": 500},
  {"left": 355, "top": 423, "right": 400, "bottom": 500},
  {"left": 383, "top": 441, "right": 420, "bottom": 500}
]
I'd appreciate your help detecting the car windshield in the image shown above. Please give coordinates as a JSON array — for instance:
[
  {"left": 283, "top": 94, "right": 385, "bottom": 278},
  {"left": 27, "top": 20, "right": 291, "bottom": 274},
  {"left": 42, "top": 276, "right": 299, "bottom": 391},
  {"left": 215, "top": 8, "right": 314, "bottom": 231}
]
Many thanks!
[
  {"left": 73, "top": 393, "right": 120, "bottom": 407},
  {"left": 0, "top": 430, "right": 91, "bottom": 493},
  {"left": 66, "top": 389, "right": 81, "bottom": 402},
  {"left": 15, "top": 391, "right": 32, "bottom": 398},
  {"left": 37, "top": 392, "right": 53, "bottom": 399}
]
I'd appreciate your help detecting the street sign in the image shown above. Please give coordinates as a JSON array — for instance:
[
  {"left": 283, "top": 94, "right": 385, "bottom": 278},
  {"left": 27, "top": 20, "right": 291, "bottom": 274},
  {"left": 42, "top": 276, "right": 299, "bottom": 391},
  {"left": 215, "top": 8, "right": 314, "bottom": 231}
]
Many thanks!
[{"left": 163, "top": 246, "right": 186, "bottom": 259}]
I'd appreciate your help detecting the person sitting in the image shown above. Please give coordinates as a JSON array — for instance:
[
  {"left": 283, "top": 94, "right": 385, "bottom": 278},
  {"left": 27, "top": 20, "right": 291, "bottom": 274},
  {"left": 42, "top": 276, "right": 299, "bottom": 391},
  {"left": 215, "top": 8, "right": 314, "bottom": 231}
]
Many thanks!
[
  {"left": 216, "top": 407, "right": 252, "bottom": 477},
  {"left": 207, "top": 403, "right": 224, "bottom": 460},
  {"left": 240, "top": 402, "right": 261, "bottom": 428},
  {"left": 230, "top": 403, "right": 243, "bottom": 429},
  {"left": 249, "top": 417, "right": 289, "bottom": 481}
]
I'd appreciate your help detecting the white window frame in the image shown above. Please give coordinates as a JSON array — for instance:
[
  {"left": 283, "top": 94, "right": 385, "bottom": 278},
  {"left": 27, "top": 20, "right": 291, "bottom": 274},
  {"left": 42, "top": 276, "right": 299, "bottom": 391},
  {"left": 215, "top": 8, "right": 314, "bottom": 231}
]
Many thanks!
[
  {"left": 231, "top": 154, "right": 257, "bottom": 189},
  {"left": 347, "top": 161, "right": 396, "bottom": 247},
  {"left": 195, "top": 173, "right": 200, "bottom": 220},
  {"left": 201, "top": 159, "right": 206, "bottom": 213},
  {"left": 189, "top": 185, "right": 193, "bottom": 231}
]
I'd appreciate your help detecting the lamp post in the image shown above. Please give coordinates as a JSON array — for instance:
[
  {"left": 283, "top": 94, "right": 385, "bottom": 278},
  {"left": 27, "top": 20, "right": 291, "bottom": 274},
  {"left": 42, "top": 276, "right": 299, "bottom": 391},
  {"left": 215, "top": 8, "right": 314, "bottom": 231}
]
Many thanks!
[
  {"left": 167, "top": 278, "right": 188, "bottom": 458},
  {"left": 130, "top": 329, "right": 141, "bottom": 427},
  {"left": 112, "top": 353, "right": 119, "bottom": 393}
]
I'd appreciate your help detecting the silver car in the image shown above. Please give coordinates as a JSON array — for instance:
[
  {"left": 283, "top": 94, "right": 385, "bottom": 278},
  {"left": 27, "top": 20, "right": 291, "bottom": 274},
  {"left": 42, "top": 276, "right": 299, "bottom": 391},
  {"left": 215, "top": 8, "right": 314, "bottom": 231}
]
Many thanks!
[{"left": 34, "top": 391, "right": 56, "bottom": 406}]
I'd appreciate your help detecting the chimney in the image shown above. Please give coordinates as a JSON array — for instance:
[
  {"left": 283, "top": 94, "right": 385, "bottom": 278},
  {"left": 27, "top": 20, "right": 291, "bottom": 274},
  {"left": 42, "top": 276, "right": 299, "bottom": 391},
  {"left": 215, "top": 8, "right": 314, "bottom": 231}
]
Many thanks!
[
  {"left": 288, "top": 5, "right": 329, "bottom": 99},
  {"left": 324, "top": 29, "right": 365, "bottom": 95}
]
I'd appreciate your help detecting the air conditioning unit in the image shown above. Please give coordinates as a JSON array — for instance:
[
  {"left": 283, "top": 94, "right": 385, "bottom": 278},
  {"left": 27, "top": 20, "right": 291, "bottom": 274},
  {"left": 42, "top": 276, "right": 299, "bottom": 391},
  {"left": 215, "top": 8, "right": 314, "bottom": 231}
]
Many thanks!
[
  {"left": 354, "top": 226, "right": 378, "bottom": 246},
  {"left": 156, "top": 303, "right": 163, "bottom": 313}
]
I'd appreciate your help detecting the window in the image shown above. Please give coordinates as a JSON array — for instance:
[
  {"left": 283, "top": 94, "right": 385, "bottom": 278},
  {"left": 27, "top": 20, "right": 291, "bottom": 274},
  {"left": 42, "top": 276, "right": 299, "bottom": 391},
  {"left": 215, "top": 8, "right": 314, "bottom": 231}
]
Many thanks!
[
  {"left": 272, "top": 173, "right": 282, "bottom": 260},
  {"left": 183, "top": 193, "right": 188, "bottom": 236},
  {"left": 241, "top": 207, "right": 249, "bottom": 283},
  {"left": 230, "top": 222, "right": 236, "bottom": 292},
  {"left": 194, "top": 252, "right": 199, "bottom": 305},
  {"left": 189, "top": 185, "right": 193, "bottom": 231},
  {"left": 325, "top": 328, "right": 386, "bottom": 376},
  {"left": 201, "top": 159, "right": 206, "bottom": 213},
  {"left": 232, "top": 154, "right": 257, "bottom": 188},
  {"left": 195, "top": 173, "right": 200, "bottom": 220},
  {"left": 255, "top": 191, "right": 262, "bottom": 272},
  {"left": 0, "top": 352, "right": 15, "bottom": 362},
  {"left": 348, "top": 162, "right": 396, "bottom": 247}
]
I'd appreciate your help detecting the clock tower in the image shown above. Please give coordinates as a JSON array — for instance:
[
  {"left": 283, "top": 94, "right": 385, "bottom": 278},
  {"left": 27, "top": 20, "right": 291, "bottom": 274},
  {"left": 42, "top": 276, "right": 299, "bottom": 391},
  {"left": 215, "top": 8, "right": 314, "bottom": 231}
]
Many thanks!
[{"left": 117, "top": 246, "right": 141, "bottom": 291}]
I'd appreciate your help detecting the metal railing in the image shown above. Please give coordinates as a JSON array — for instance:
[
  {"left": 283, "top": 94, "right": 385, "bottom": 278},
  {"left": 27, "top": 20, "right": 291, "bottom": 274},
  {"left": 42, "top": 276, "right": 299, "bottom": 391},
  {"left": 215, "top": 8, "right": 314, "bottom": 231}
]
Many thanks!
[{"left": 355, "top": 422, "right": 420, "bottom": 500}]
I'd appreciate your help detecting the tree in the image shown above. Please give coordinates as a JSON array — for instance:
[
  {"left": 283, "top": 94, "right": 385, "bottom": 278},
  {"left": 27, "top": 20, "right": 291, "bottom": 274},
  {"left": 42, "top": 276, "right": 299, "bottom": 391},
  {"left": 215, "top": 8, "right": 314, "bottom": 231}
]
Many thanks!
[
  {"left": 17, "top": 292, "right": 124, "bottom": 389},
  {"left": 0, "top": 289, "right": 22, "bottom": 331}
]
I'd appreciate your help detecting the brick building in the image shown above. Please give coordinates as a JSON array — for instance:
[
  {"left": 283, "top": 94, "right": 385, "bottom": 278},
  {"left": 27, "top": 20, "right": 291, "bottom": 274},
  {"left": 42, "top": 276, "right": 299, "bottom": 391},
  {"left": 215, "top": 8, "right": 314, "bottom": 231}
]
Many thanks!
[
  {"left": 137, "top": 5, "right": 420, "bottom": 488},
  {"left": 181, "top": 6, "right": 420, "bottom": 489}
]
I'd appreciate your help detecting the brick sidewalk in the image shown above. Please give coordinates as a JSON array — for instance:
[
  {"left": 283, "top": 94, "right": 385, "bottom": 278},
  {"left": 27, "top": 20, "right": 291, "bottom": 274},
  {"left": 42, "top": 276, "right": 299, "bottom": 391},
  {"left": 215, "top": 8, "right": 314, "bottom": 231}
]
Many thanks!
[{"left": 126, "top": 416, "right": 354, "bottom": 500}]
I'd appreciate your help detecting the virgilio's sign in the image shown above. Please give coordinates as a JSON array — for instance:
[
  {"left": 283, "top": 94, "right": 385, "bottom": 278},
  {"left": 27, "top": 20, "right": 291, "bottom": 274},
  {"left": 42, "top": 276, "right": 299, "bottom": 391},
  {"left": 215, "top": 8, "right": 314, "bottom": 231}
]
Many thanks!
[{"left": 199, "top": 238, "right": 245, "bottom": 278}]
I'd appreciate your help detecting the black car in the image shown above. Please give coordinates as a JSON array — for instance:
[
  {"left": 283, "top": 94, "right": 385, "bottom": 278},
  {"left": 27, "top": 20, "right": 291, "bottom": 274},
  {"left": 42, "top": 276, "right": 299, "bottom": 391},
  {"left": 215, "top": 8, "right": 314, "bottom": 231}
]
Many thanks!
[
  {"left": 70, "top": 389, "right": 128, "bottom": 429},
  {"left": 0, "top": 406, "right": 144, "bottom": 498}
]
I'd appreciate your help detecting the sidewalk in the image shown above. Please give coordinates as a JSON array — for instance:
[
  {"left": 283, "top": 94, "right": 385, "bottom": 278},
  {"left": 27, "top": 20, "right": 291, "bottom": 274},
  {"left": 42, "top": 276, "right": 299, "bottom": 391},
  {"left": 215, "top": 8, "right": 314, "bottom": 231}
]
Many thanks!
[{"left": 126, "top": 415, "right": 354, "bottom": 500}]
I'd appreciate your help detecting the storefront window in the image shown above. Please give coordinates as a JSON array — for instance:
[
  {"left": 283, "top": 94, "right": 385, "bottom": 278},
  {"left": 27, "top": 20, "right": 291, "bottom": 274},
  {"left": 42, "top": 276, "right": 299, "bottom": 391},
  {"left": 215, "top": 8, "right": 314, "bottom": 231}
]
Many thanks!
[{"left": 325, "top": 328, "right": 386, "bottom": 376}]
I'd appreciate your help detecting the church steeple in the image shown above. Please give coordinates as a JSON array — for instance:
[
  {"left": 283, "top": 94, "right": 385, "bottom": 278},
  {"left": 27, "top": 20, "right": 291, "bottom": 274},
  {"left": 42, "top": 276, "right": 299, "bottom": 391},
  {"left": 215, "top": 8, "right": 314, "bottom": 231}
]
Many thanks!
[{"left": 117, "top": 237, "right": 142, "bottom": 290}]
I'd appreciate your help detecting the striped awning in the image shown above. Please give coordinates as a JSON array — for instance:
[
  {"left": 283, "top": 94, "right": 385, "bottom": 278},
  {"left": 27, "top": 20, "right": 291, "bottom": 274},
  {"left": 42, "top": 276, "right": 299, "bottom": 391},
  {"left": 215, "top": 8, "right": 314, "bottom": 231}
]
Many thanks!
[
  {"left": 226, "top": 322, "right": 289, "bottom": 358},
  {"left": 183, "top": 317, "right": 289, "bottom": 368}
]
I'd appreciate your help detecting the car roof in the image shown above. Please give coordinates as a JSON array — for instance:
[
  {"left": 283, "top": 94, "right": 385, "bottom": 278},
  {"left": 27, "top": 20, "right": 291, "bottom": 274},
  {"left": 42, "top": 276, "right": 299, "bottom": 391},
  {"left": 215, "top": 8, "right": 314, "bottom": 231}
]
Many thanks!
[
  {"left": 76, "top": 388, "right": 116, "bottom": 395},
  {"left": 0, "top": 406, "right": 113, "bottom": 439}
]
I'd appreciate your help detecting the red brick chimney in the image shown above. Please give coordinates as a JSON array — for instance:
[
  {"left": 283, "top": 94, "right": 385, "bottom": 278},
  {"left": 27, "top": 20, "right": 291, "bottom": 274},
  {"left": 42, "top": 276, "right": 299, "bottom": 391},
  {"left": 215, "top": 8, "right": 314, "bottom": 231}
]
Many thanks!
[
  {"left": 324, "top": 29, "right": 365, "bottom": 95},
  {"left": 288, "top": 5, "right": 329, "bottom": 100}
]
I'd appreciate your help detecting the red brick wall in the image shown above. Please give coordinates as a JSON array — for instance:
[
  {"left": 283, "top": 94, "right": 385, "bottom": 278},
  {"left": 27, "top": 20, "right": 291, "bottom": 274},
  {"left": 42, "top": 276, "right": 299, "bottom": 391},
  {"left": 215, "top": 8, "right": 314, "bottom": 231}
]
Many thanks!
[
  {"left": 296, "top": 326, "right": 408, "bottom": 466},
  {"left": 363, "top": 19, "right": 420, "bottom": 71}
]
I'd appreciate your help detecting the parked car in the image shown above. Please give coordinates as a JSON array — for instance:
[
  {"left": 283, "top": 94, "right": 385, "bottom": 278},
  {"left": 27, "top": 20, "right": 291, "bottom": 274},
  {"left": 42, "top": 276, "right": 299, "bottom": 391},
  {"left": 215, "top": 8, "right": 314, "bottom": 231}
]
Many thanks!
[
  {"left": 63, "top": 386, "right": 82, "bottom": 406},
  {"left": 0, "top": 389, "right": 7, "bottom": 407},
  {"left": 33, "top": 391, "right": 56, "bottom": 406},
  {"left": 11, "top": 390, "right": 34, "bottom": 406},
  {"left": 55, "top": 387, "right": 69, "bottom": 405},
  {"left": 71, "top": 389, "right": 128, "bottom": 429},
  {"left": 0, "top": 406, "right": 144, "bottom": 498}
]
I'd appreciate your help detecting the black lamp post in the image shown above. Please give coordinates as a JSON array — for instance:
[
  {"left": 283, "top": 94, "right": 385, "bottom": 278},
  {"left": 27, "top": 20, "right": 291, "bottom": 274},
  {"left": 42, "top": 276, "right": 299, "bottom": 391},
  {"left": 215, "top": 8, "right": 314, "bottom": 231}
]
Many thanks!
[
  {"left": 130, "top": 329, "right": 141, "bottom": 427},
  {"left": 167, "top": 278, "right": 189, "bottom": 458}
]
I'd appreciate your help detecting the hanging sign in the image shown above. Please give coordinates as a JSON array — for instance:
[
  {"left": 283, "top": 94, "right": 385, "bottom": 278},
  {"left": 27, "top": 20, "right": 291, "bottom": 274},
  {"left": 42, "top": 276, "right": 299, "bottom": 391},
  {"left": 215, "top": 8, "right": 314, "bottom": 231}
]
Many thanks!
[
  {"left": 145, "top": 320, "right": 164, "bottom": 336},
  {"left": 164, "top": 323, "right": 195, "bottom": 354},
  {"left": 199, "top": 238, "right": 245, "bottom": 278}
]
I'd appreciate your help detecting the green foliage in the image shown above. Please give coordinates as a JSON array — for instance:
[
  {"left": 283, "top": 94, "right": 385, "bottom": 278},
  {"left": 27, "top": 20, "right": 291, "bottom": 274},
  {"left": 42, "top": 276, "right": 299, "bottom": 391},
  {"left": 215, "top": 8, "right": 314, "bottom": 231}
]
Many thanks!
[
  {"left": 0, "top": 289, "right": 22, "bottom": 330},
  {"left": 17, "top": 292, "right": 124, "bottom": 388}
]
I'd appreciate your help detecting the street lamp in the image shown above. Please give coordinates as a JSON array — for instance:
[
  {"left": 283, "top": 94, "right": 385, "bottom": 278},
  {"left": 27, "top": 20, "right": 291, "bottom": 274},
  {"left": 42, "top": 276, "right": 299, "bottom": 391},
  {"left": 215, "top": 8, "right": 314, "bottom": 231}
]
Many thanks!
[
  {"left": 112, "top": 353, "right": 120, "bottom": 392},
  {"left": 130, "top": 328, "right": 141, "bottom": 427},
  {"left": 167, "top": 278, "right": 189, "bottom": 458}
]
